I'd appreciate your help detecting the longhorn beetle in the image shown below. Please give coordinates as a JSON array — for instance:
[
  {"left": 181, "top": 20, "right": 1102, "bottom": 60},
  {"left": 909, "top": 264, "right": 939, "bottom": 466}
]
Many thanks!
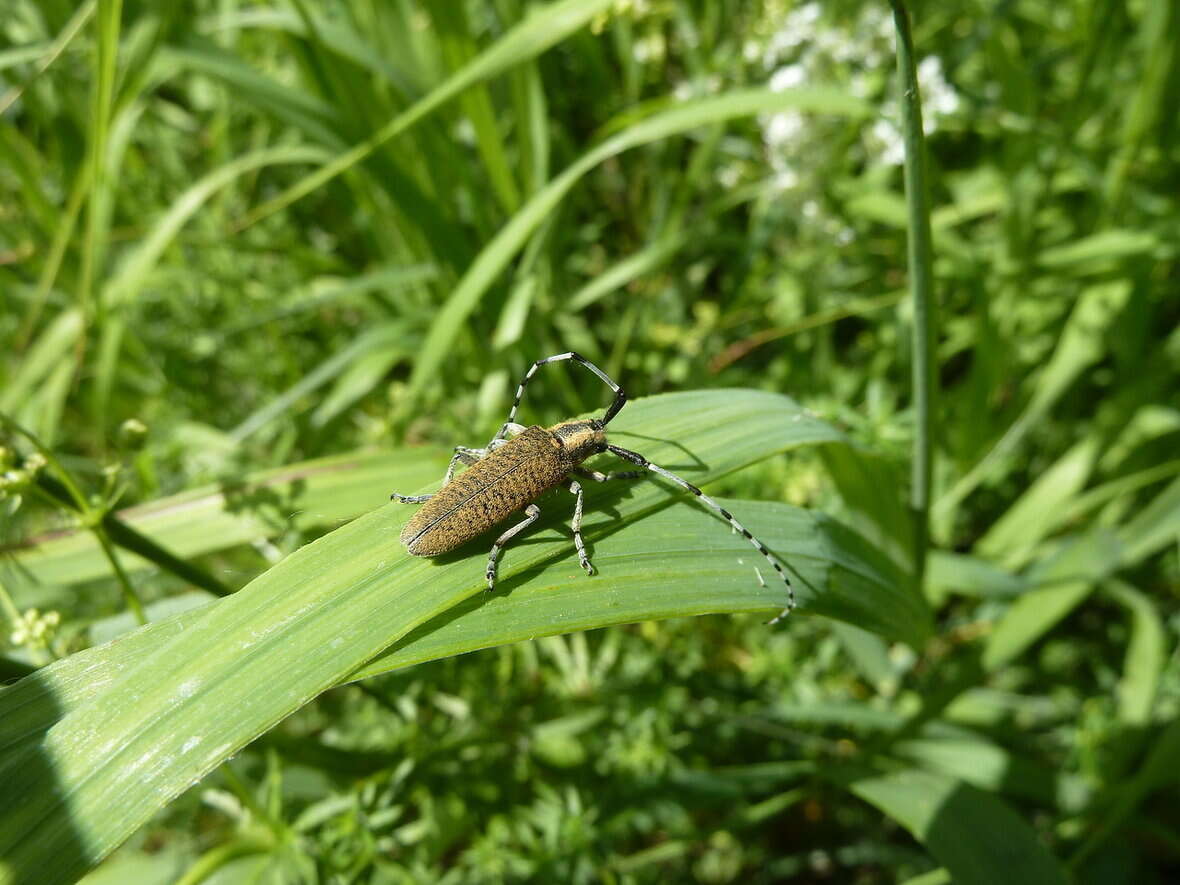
[{"left": 390, "top": 352, "right": 794, "bottom": 624}]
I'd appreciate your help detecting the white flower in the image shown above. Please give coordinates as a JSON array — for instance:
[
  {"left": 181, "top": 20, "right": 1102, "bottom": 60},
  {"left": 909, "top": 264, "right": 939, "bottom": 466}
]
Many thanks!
[
  {"left": 774, "top": 167, "right": 800, "bottom": 191},
  {"left": 871, "top": 118, "right": 905, "bottom": 166},
  {"left": 917, "top": 55, "right": 960, "bottom": 116},
  {"left": 763, "top": 2, "right": 822, "bottom": 67},
  {"left": 717, "top": 164, "right": 742, "bottom": 188},
  {"left": 764, "top": 109, "right": 806, "bottom": 147},
  {"left": 769, "top": 63, "right": 807, "bottom": 92}
]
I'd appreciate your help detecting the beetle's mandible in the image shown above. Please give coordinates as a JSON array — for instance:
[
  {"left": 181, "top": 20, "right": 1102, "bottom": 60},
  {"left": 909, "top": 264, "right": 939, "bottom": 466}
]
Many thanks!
[{"left": 390, "top": 352, "right": 795, "bottom": 623}]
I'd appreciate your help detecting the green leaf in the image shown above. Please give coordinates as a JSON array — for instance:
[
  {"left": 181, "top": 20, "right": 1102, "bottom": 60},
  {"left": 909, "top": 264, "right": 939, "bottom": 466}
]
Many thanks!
[
  {"left": 0, "top": 389, "right": 924, "bottom": 883},
  {"left": 355, "top": 496, "right": 928, "bottom": 680},
  {"left": 1037, "top": 229, "right": 1158, "bottom": 270},
  {"left": 1117, "top": 474, "right": 1180, "bottom": 567},
  {"left": 926, "top": 551, "right": 1026, "bottom": 600},
  {"left": 935, "top": 281, "right": 1131, "bottom": 530},
  {"left": 2, "top": 493, "right": 924, "bottom": 763},
  {"left": 975, "top": 437, "right": 1100, "bottom": 569},
  {"left": 5, "top": 449, "right": 448, "bottom": 587},
  {"left": 229, "top": 323, "right": 409, "bottom": 441},
  {"left": 982, "top": 529, "right": 1123, "bottom": 672},
  {"left": 1071, "top": 717, "right": 1180, "bottom": 866},
  {"left": 1106, "top": 580, "right": 1167, "bottom": 727},
  {"left": 893, "top": 732, "right": 1077, "bottom": 807},
  {"left": 0, "top": 308, "right": 82, "bottom": 413},
  {"left": 847, "top": 768, "right": 1069, "bottom": 885},
  {"left": 820, "top": 442, "right": 914, "bottom": 572}
]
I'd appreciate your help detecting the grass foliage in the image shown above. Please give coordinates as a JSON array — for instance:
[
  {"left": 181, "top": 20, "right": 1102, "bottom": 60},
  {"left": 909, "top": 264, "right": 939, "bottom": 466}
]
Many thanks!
[{"left": 2, "top": 0, "right": 1178, "bottom": 882}]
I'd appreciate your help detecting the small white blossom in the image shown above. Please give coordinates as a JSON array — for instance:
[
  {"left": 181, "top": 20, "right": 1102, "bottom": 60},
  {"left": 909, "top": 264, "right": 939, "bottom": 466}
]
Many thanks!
[
  {"left": 716, "top": 164, "right": 742, "bottom": 188},
  {"left": 764, "top": 109, "right": 806, "bottom": 148},
  {"left": 9, "top": 608, "right": 60, "bottom": 648},
  {"left": 871, "top": 118, "right": 905, "bottom": 165},
  {"left": 918, "top": 55, "right": 960, "bottom": 116},
  {"left": 762, "top": 2, "right": 822, "bottom": 68},
  {"left": 774, "top": 167, "right": 800, "bottom": 191},
  {"left": 769, "top": 63, "right": 807, "bottom": 92}
]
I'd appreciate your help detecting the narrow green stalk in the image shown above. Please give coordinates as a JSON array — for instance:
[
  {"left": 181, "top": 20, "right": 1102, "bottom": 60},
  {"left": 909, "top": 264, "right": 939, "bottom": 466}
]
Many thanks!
[
  {"left": 92, "top": 524, "right": 147, "bottom": 625},
  {"left": 79, "top": 0, "right": 123, "bottom": 330},
  {"left": 0, "top": 1, "right": 95, "bottom": 116},
  {"left": 1, "top": 412, "right": 179, "bottom": 622},
  {"left": 172, "top": 836, "right": 276, "bottom": 885},
  {"left": 99, "top": 511, "right": 233, "bottom": 598},
  {"left": 0, "top": 411, "right": 89, "bottom": 511},
  {"left": 889, "top": 0, "right": 938, "bottom": 589},
  {"left": 28, "top": 472, "right": 231, "bottom": 597}
]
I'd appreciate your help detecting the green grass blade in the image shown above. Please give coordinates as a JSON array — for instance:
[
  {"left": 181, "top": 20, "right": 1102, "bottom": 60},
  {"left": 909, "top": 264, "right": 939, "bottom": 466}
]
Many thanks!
[
  {"left": 1105, "top": 580, "right": 1167, "bottom": 727},
  {"left": 847, "top": 767, "right": 1069, "bottom": 885},
  {"left": 1117, "top": 475, "right": 1180, "bottom": 566},
  {"left": 236, "top": 0, "right": 615, "bottom": 229},
  {"left": 1070, "top": 718, "right": 1180, "bottom": 867},
  {"left": 982, "top": 529, "right": 1123, "bottom": 672},
  {"left": 975, "top": 437, "right": 1100, "bottom": 569},
  {"left": 431, "top": 1, "right": 521, "bottom": 213},
  {"left": 934, "top": 281, "right": 1131, "bottom": 530},
  {"left": 228, "top": 323, "right": 407, "bottom": 442},
  {"left": 0, "top": 389, "right": 921, "bottom": 882},
  {"left": 403, "top": 86, "right": 870, "bottom": 413},
  {"left": 0, "top": 308, "right": 83, "bottom": 413},
  {"left": 99, "top": 145, "right": 330, "bottom": 313},
  {"left": 566, "top": 230, "right": 691, "bottom": 312},
  {"left": 76, "top": 0, "right": 123, "bottom": 324},
  {"left": 354, "top": 495, "right": 925, "bottom": 680},
  {"left": 6, "top": 449, "right": 449, "bottom": 587},
  {"left": 1, "top": 490, "right": 921, "bottom": 761}
]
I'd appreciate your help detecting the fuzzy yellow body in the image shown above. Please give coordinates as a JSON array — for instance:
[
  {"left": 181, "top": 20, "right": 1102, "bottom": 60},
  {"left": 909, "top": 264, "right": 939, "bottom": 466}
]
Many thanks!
[{"left": 400, "top": 425, "right": 587, "bottom": 555}]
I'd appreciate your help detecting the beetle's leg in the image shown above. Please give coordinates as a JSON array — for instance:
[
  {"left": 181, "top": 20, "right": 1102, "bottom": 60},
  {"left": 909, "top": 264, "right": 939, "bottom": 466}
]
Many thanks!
[
  {"left": 607, "top": 444, "right": 796, "bottom": 624},
  {"left": 391, "top": 446, "right": 484, "bottom": 503},
  {"left": 575, "top": 467, "right": 645, "bottom": 482},
  {"left": 568, "top": 480, "right": 594, "bottom": 575},
  {"left": 486, "top": 504, "right": 541, "bottom": 592},
  {"left": 443, "top": 446, "right": 484, "bottom": 483},
  {"left": 486, "top": 423, "right": 526, "bottom": 451}
]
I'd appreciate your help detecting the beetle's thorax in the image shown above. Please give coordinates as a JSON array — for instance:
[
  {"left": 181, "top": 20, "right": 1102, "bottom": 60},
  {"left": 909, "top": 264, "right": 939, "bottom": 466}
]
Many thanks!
[{"left": 547, "top": 419, "right": 607, "bottom": 466}]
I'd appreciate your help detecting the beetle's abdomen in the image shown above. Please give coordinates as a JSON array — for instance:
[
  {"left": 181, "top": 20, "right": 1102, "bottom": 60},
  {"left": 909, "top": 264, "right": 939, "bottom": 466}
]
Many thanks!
[{"left": 400, "top": 427, "right": 570, "bottom": 556}]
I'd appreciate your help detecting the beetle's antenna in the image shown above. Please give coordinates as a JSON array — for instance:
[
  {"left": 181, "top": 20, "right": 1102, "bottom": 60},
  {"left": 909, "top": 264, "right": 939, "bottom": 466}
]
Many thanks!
[
  {"left": 607, "top": 445, "right": 795, "bottom": 623},
  {"left": 494, "top": 352, "right": 628, "bottom": 441}
]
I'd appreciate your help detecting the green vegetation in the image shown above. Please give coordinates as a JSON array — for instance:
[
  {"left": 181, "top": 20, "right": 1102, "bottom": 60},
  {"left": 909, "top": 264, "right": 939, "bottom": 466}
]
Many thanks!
[{"left": 1, "top": 0, "right": 1176, "bottom": 882}]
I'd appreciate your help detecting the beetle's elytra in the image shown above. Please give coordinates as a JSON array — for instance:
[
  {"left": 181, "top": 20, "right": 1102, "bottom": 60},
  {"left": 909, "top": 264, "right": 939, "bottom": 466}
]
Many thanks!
[
  {"left": 390, "top": 352, "right": 795, "bottom": 623},
  {"left": 401, "top": 424, "right": 595, "bottom": 556}
]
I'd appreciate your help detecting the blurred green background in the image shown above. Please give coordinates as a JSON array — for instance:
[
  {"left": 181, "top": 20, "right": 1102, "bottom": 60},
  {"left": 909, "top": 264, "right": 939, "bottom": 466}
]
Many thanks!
[{"left": 2, "top": 0, "right": 1178, "bottom": 882}]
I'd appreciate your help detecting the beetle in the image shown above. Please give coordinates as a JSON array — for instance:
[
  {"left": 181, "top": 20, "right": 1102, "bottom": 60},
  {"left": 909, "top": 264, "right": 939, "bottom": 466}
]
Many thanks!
[{"left": 391, "top": 352, "right": 794, "bottom": 623}]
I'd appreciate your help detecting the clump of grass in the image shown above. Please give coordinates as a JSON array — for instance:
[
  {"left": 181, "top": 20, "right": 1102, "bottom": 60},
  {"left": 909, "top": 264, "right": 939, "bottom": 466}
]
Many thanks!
[{"left": 2, "top": 0, "right": 1178, "bottom": 882}]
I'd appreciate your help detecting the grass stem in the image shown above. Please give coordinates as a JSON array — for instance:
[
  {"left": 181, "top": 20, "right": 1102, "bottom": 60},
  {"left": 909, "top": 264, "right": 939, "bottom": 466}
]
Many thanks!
[{"left": 889, "top": 0, "right": 938, "bottom": 588}]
